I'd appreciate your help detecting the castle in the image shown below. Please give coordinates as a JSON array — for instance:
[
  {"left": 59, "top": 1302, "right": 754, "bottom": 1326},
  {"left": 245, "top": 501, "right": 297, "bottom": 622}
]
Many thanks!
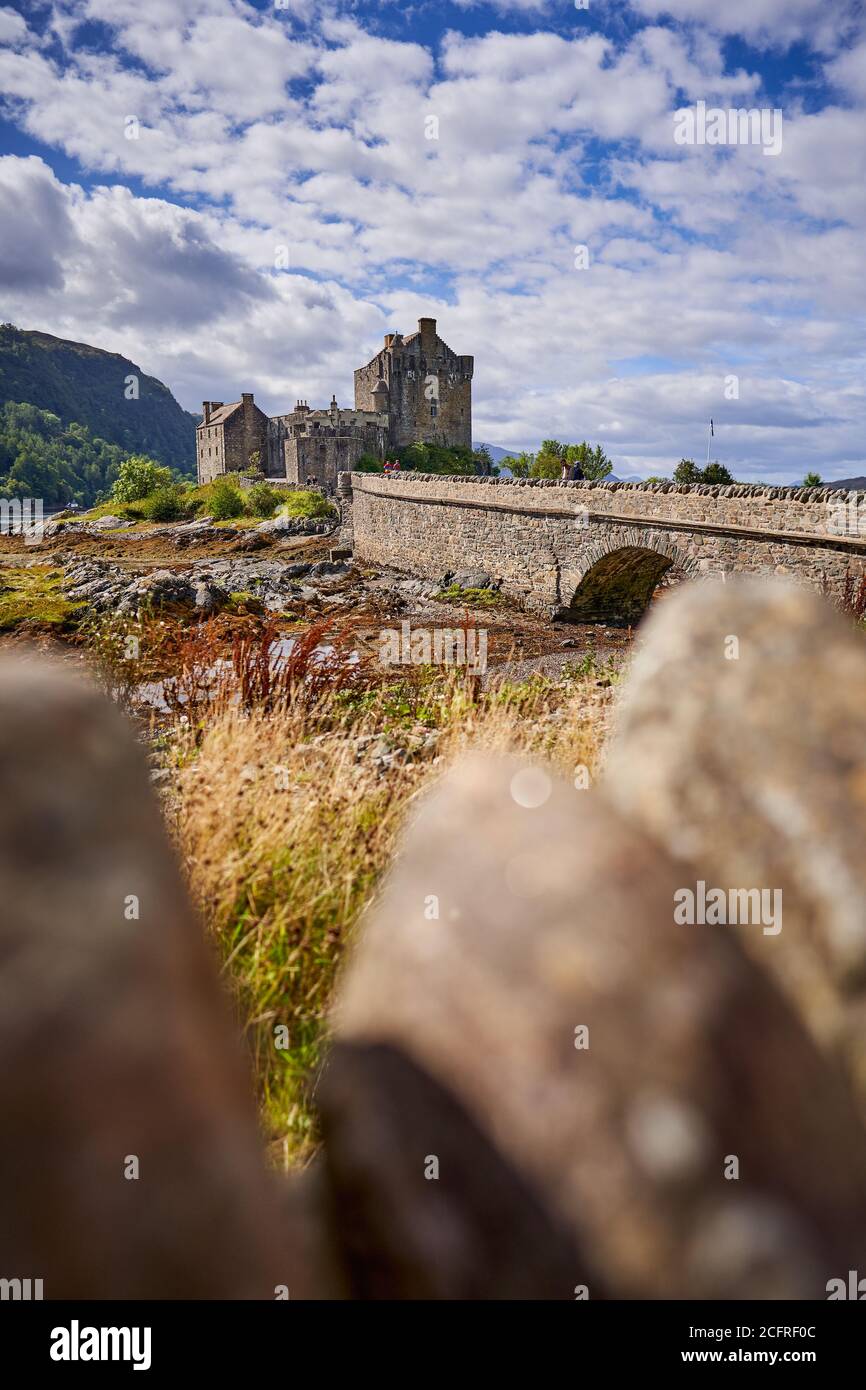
[{"left": 196, "top": 318, "right": 473, "bottom": 490}]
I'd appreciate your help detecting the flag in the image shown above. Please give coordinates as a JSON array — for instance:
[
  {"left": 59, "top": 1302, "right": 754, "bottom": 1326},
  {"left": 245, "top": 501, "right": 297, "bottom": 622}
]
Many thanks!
[{"left": 710, "top": 418, "right": 714, "bottom": 436}]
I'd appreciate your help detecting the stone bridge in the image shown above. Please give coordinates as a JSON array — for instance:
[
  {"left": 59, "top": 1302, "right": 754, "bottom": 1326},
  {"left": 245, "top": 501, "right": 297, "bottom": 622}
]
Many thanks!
[{"left": 340, "top": 472, "right": 866, "bottom": 624}]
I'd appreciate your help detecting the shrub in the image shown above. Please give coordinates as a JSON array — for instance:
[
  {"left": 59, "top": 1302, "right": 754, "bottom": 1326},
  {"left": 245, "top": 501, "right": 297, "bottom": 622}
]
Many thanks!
[
  {"left": 79, "top": 499, "right": 147, "bottom": 522},
  {"left": 179, "top": 487, "right": 206, "bottom": 518},
  {"left": 208, "top": 476, "right": 246, "bottom": 520},
  {"left": 674, "top": 459, "right": 734, "bottom": 486},
  {"left": 246, "top": 482, "right": 283, "bottom": 517},
  {"left": 111, "top": 455, "right": 173, "bottom": 503},
  {"left": 142, "top": 485, "right": 184, "bottom": 522},
  {"left": 702, "top": 462, "right": 734, "bottom": 485},
  {"left": 278, "top": 490, "right": 336, "bottom": 520}
]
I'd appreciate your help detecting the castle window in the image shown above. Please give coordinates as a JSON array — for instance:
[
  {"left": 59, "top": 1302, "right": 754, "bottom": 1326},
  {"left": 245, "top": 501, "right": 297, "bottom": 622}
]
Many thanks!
[{"left": 430, "top": 404, "right": 438, "bottom": 418}]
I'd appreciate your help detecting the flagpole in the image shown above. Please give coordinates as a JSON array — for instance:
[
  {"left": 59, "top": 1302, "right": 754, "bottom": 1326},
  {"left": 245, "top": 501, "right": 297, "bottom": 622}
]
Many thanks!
[{"left": 706, "top": 418, "right": 713, "bottom": 466}]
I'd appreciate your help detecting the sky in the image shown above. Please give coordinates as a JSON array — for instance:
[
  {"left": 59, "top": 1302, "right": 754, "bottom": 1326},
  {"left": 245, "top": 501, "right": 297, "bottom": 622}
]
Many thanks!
[{"left": 0, "top": 0, "right": 864, "bottom": 482}]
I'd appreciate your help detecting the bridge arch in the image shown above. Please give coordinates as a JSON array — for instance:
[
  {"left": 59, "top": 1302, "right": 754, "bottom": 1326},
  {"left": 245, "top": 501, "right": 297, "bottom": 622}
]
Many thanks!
[{"left": 563, "top": 532, "right": 699, "bottom": 625}]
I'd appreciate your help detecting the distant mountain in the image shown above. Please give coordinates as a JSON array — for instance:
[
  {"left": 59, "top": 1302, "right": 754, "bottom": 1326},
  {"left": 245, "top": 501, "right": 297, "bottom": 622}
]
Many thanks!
[
  {"left": 826, "top": 477, "right": 866, "bottom": 490},
  {"left": 476, "top": 442, "right": 530, "bottom": 464},
  {"left": 0, "top": 324, "right": 197, "bottom": 473}
]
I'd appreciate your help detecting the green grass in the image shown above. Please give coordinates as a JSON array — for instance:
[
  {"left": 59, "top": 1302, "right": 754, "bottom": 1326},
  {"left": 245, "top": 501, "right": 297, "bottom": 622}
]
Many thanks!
[
  {"left": 65, "top": 499, "right": 147, "bottom": 523},
  {"left": 276, "top": 491, "right": 336, "bottom": 520},
  {"left": 434, "top": 583, "right": 504, "bottom": 608},
  {"left": 0, "top": 567, "right": 83, "bottom": 629},
  {"left": 227, "top": 590, "right": 265, "bottom": 614}
]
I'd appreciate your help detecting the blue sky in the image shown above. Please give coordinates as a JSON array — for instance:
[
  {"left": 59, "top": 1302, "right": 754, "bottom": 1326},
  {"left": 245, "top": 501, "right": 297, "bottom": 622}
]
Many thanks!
[{"left": 0, "top": 0, "right": 864, "bottom": 480}]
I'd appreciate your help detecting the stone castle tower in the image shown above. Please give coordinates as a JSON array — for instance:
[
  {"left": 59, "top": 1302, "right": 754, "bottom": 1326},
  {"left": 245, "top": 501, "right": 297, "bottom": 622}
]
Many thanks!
[{"left": 354, "top": 318, "right": 473, "bottom": 450}]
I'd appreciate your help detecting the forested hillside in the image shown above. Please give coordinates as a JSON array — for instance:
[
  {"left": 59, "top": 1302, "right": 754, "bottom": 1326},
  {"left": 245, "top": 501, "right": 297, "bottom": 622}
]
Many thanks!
[
  {"left": 0, "top": 401, "right": 131, "bottom": 506},
  {"left": 0, "top": 324, "right": 197, "bottom": 474}
]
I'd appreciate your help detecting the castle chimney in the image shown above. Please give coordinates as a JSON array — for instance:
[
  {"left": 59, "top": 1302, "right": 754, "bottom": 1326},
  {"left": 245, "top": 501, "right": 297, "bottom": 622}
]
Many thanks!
[
  {"left": 418, "top": 317, "right": 437, "bottom": 346},
  {"left": 384, "top": 333, "right": 395, "bottom": 348},
  {"left": 202, "top": 401, "right": 211, "bottom": 425},
  {"left": 241, "top": 392, "right": 254, "bottom": 409}
]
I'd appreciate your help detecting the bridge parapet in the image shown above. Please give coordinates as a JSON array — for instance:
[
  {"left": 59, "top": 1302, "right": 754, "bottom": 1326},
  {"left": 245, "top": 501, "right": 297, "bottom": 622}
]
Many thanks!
[
  {"left": 346, "top": 471, "right": 866, "bottom": 623},
  {"left": 347, "top": 471, "right": 866, "bottom": 540}
]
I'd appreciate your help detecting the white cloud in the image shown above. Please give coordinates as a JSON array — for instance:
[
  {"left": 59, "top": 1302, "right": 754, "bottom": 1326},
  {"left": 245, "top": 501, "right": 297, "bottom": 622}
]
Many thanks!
[
  {"left": 0, "top": 6, "right": 28, "bottom": 45},
  {"left": 825, "top": 39, "right": 866, "bottom": 101},
  {"left": 629, "top": 0, "right": 861, "bottom": 52}
]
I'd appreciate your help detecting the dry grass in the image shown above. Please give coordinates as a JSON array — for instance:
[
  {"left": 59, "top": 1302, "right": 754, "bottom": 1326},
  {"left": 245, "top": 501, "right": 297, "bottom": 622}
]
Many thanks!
[{"left": 168, "top": 655, "right": 618, "bottom": 1168}]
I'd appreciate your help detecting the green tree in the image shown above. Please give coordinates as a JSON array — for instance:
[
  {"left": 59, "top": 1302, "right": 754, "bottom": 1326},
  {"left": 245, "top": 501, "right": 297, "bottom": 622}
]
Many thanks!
[
  {"left": 472, "top": 444, "right": 494, "bottom": 474},
  {"left": 581, "top": 443, "right": 613, "bottom": 482},
  {"left": 505, "top": 452, "right": 534, "bottom": 478},
  {"left": 111, "top": 455, "right": 173, "bottom": 503},
  {"left": 530, "top": 439, "right": 565, "bottom": 478},
  {"left": 802, "top": 471, "right": 823, "bottom": 487},
  {"left": 540, "top": 439, "right": 565, "bottom": 459},
  {"left": 702, "top": 462, "right": 734, "bottom": 484},
  {"left": 208, "top": 476, "right": 246, "bottom": 520},
  {"left": 246, "top": 481, "right": 283, "bottom": 517},
  {"left": 0, "top": 401, "right": 130, "bottom": 506},
  {"left": 394, "top": 441, "right": 475, "bottom": 475},
  {"left": 673, "top": 458, "right": 703, "bottom": 484}
]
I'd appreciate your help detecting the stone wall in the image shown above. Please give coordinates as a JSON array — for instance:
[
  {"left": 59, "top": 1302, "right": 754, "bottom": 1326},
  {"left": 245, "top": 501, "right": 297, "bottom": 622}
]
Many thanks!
[
  {"left": 236, "top": 477, "right": 323, "bottom": 493},
  {"left": 345, "top": 472, "right": 866, "bottom": 622}
]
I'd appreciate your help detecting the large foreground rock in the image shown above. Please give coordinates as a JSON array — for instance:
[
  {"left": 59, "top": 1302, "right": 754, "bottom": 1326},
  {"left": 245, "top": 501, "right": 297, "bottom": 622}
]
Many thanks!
[
  {"left": 605, "top": 578, "right": 866, "bottom": 1107},
  {"left": 333, "top": 753, "right": 866, "bottom": 1298},
  {"left": 0, "top": 658, "right": 300, "bottom": 1298}
]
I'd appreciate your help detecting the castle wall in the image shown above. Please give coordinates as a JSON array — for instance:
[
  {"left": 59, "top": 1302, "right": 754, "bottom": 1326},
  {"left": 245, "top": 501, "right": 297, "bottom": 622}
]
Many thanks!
[{"left": 282, "top": 409, "right": 387, "bottom": 490}]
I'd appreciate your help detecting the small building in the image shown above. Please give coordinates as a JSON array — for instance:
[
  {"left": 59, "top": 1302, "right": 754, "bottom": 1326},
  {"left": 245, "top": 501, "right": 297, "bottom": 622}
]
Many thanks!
[{"left": 196, "top": 394, "right": 269, "bottom": 484}]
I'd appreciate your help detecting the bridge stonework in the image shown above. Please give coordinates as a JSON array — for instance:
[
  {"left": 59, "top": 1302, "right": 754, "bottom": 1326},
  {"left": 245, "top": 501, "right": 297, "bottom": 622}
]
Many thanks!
[{"left": 340, "top": 472, "right": 866, "bottom": 624}]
